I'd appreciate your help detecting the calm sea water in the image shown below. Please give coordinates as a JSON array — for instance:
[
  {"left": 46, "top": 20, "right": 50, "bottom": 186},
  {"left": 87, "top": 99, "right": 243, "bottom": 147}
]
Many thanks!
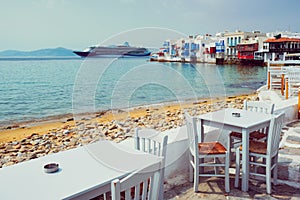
[{"left": 0, "top": 57, "right": 267, "bottom": 124}]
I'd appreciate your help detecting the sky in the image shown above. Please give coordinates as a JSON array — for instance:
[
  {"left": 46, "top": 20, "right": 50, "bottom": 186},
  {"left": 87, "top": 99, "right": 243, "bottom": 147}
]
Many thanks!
[{"left": 0, "top": 0, "right": 300, "bottom": 51}]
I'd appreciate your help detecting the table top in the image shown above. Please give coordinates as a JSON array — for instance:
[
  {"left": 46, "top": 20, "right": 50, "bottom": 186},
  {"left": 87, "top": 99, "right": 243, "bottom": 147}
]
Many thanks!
[
  {"left": 198, "top": 108, "right": 272, "bottom": 129},
  {"left": 0, "top": 140, "right": 162, "bottom": 200}
]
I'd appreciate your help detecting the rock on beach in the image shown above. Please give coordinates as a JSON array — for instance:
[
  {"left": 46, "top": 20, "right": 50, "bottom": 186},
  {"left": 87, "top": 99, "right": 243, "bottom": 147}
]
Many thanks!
[{"left": 0, "top": 94, "right": 255, "bottom": 168}]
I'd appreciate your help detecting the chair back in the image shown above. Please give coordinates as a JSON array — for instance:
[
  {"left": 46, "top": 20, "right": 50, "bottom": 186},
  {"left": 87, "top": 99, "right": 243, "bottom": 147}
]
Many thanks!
[
  {"left": 184, "top": 112, "right": 199, "bottom": 157},
  {"left": 286, "top": 67, "right": 300, "bottom": 97},
  {"left": 134, "top": 128, "right": 168, "bottom": 158},
  {"left": 134, "top": 128, "right": 168, "bottom": 200},
  {"left": 287, "top": 67, "right": 300, "bottom": 84},
  {"left": 244, "top": 100, "right": 274, "bottom": 114},
  {"left": 111, "top": 162, "right": 161, "bottom": 200},
  {"left": 267, "top": 112, "right": 285, "bottom": 157},
  {"left": 267, "top": 62, "right": 287, "bottom": 90}
]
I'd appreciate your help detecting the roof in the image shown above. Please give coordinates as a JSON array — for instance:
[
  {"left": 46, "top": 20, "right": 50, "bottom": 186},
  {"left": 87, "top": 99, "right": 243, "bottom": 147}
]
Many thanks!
[{"left": 264, "top": 37, "right": 300, "bottom": 43}]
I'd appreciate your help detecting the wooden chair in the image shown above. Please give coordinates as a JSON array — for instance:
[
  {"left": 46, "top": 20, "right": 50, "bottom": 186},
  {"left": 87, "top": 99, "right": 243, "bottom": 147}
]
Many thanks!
[
  {"left": 184, "top": 112, "right": 230, "bottom": 193},
  {"left": 229, "top": 100, "right": 275, "bottom": 152},
  {"left": 234, "top": 112, "right": 285, "bottom": 194},
  {"left": 111, "top": 162, "right": 161, "bottom": 200},
  {"left": 285, "top": 67, "right": 300, "bottom": 99},
  {"left": 134, "top": 128, "right": 168, "bottom": 200},
  {"left": 267, "top": 62, "right": 287, "bottom": 95}
]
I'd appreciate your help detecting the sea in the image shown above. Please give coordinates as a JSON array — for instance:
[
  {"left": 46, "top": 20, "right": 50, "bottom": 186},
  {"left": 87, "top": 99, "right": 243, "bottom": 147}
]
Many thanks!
[{"left": 0, "top": 57, "right": 267, "bottom": 125}]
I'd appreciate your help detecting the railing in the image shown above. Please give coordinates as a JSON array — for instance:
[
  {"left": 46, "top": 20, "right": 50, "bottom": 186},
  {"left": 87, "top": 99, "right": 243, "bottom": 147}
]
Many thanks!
[
  {"left": 269, "top": 60, "right": 300, "bottom": 65},
  {"left": 228, "top": 41, "right": 237, "bottom": 47},
  {"left": 269, "top": 47, "right": 300, "bottom": 53}
]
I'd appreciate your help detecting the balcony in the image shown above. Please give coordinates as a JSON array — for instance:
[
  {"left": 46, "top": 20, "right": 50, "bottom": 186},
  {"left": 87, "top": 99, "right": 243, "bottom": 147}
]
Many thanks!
[{"left": 228, "top": 41, "right": 237, "bottom": 47}]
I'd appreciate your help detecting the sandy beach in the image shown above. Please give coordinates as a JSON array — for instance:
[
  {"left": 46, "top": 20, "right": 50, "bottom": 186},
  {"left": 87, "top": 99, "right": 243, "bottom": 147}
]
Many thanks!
[{"left": 0, "top": 93, "right": 257, "bottom": 168}]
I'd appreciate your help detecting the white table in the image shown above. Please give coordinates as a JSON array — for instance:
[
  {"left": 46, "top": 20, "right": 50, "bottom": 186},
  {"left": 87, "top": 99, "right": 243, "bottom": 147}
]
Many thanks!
[
  {"left": 198, "top": 108, "right": 272, "bottom": 192},
  {"left": 0, "top": 140, "right": 162, "bottom": 200}
]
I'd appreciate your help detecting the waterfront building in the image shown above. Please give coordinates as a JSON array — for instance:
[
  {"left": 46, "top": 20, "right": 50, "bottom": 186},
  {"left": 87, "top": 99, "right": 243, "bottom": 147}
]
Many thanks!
[
  {"left": 180, "top": 35, "right": 201, "bottom": 62},
  {"left": 215, "top": 40, "right": 225, "bottom": 64},
  {"left": 262, "top": 34, "right": 300, "bottom": 62},
  {"left": 201, "top": 35, "right": 225, "bottom": 64},
  {"left": 237, "top": 36, "right": 267, "bottom": 65},
  {"left": 224, "top": 30, "right": 266, "bottom": 63}
]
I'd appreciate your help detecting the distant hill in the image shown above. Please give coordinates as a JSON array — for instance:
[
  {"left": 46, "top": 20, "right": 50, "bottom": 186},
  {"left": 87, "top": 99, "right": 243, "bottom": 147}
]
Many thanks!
[{"left": 0, "top": 47, "right": 77, "bottom": 57}]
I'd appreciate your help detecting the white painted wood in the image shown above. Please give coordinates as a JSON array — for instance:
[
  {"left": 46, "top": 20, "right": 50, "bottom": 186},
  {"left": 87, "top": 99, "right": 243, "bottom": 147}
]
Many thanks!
[
  {"left": 198, "top": 108, "right": 273, "bottom": 192},
  {"left": 184, "top": 112, "right": 230, "bottom": 193},
  {"left": 134, "top": 128, "right": 168, "bottom": 200},
  {"left": 235, "top": 112, "right": 285, "bottom": 194},
  {"left": 268, "top": 65, "right": 287, "bottom": 90},
  {"left": 244, "top": 101, "right": 275, "bottom": 114},
  {"left": 230, "top": 100, "right": 275, "bottom": 150},
  {"left": 286, "top": 67, "right": 300, "bottom": 98},
  {"left": 111, "top": 161, "right": 161, "bottom": 200},
  {"left": 0, "top": 140, "right": 162, "bottom": 200}
]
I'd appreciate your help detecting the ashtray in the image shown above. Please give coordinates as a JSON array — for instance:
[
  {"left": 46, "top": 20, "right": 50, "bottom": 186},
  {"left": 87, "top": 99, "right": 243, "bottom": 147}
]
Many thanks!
[
  {"left": 232, "top": 112, "right": 241, "bottom": 117},
  {"left": 44, "top": 163, "right": 59, "bottom": 173}
]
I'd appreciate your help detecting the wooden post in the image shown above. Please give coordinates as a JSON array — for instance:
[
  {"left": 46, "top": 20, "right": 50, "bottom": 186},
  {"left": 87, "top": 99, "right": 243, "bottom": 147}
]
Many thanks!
[
  {"left": 281, "top": 74, "right": 285, "bottom": 95},
  {"left": 267, "top": 71, "right": 271, "bottom": 90},
  {"left": 285, "top": 79, "right": 289, "bottom": 99},
  {"left": 298, "top": 88, "right": 300, "bottom": 119},
  {"left": 267, "top": 61, "right": 270, "bottom": 90}
]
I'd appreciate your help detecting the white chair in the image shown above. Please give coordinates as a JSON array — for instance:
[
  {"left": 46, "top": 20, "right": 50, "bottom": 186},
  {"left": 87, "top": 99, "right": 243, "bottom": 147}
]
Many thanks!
[
  {"left": 229, "top": 100, "right": 275, "bottom": 151},
  {"left": 184, "top": 112, "right": 230, "bottom": 193},
  {"left": 234, "top": 112, "right": 285, "bottom": 194},
  {"left": 267, "top": 62, "right": 287, "bottom": 94},
  {"left": 134, "top": 128, "right": 168, "bottom": 200},
  {"left": 111, "top": 162, "right": 161, "bottom": 200},
  {"left": 285, "top": 67, "right": 300, "bottom": 99}
]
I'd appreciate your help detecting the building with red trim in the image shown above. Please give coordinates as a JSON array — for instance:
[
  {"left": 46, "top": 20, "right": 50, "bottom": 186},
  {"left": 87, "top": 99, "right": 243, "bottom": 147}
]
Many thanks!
[{"left": 262, "top": 35, "right": 300, "bottom": 62}]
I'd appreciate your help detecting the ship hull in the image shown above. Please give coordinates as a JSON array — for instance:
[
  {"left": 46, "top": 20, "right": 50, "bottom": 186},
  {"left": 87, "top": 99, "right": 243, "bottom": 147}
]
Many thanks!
[{"left": 73, "top": 46, "right": 151, "bottom": 58}]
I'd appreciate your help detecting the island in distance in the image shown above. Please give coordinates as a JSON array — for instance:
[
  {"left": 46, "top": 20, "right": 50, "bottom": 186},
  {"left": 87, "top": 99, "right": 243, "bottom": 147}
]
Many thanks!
[{"left": 0, "top": 47, "right": 78, "bottom": 58}]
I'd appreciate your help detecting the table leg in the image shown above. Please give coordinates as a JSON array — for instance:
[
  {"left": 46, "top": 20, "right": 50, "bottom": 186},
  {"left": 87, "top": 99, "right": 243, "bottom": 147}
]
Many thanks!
[
  {"left": 199, "top": 119, "right": 204, "bottom": 143},
  {"left": 241, "top": 129, "right": 249, "bottom": 192}
]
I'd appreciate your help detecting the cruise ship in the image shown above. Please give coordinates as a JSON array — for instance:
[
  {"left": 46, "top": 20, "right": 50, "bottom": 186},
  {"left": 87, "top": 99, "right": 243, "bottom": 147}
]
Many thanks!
[{"left": 73, "top": 42, "right": 151, "bottom": 57}]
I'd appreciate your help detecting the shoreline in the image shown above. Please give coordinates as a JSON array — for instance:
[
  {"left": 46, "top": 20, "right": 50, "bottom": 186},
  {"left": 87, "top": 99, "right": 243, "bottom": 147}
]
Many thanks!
[
  {"left": 0, "top": 92, "right": 257, "bottom": 144},
  {"left": 0, "top": 92, "right": 258, "bottom": 168},
  {"left": 0, "top": 92, "right": 256, "bottom": 129}
]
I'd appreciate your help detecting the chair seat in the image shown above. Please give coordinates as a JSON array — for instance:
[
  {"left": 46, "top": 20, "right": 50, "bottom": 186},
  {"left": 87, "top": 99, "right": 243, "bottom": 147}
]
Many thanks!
[
  {"left": 198, "top": 142, "right": 227, "bottom": 154},
  {"left": 230, "top": 131, "right": 266, "bottom": 140},
  {"left": 238, "top": 140, "right": 267, "bottom": 154}
]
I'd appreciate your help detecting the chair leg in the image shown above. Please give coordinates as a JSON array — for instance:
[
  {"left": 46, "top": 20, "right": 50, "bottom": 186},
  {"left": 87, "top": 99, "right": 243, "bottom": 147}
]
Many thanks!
[
  {"left": 234, "top": 148, "right": 240, "bottom": 188},
  {"left": 193, "top": 156, "right": 199, "bottom": 192},
  {"left": 225, "top": 152, "right": 230, "bottom": 193},
  {"left": 266, "top": 158, "right": 272, "bottom": 194},
  {"left": 194, "top": 166, "right": 199, "bottom": 192}
]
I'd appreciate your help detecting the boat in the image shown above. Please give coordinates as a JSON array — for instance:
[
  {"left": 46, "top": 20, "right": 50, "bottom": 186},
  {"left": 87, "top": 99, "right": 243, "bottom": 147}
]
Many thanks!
[{"left": 73, "top": 42, "right": 151, "bottom": 57}]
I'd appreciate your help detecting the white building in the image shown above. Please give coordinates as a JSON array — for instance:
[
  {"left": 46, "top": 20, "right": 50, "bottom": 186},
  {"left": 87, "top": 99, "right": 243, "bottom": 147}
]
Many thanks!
[{"left": 224, "top": 30, "right": 266, "bottom": 61}]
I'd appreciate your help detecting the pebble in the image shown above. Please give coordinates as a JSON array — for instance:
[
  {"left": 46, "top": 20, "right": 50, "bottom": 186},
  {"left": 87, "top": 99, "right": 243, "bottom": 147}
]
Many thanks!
[{"left": 0, "top": 96, "right": 254, "bottom": 168}]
